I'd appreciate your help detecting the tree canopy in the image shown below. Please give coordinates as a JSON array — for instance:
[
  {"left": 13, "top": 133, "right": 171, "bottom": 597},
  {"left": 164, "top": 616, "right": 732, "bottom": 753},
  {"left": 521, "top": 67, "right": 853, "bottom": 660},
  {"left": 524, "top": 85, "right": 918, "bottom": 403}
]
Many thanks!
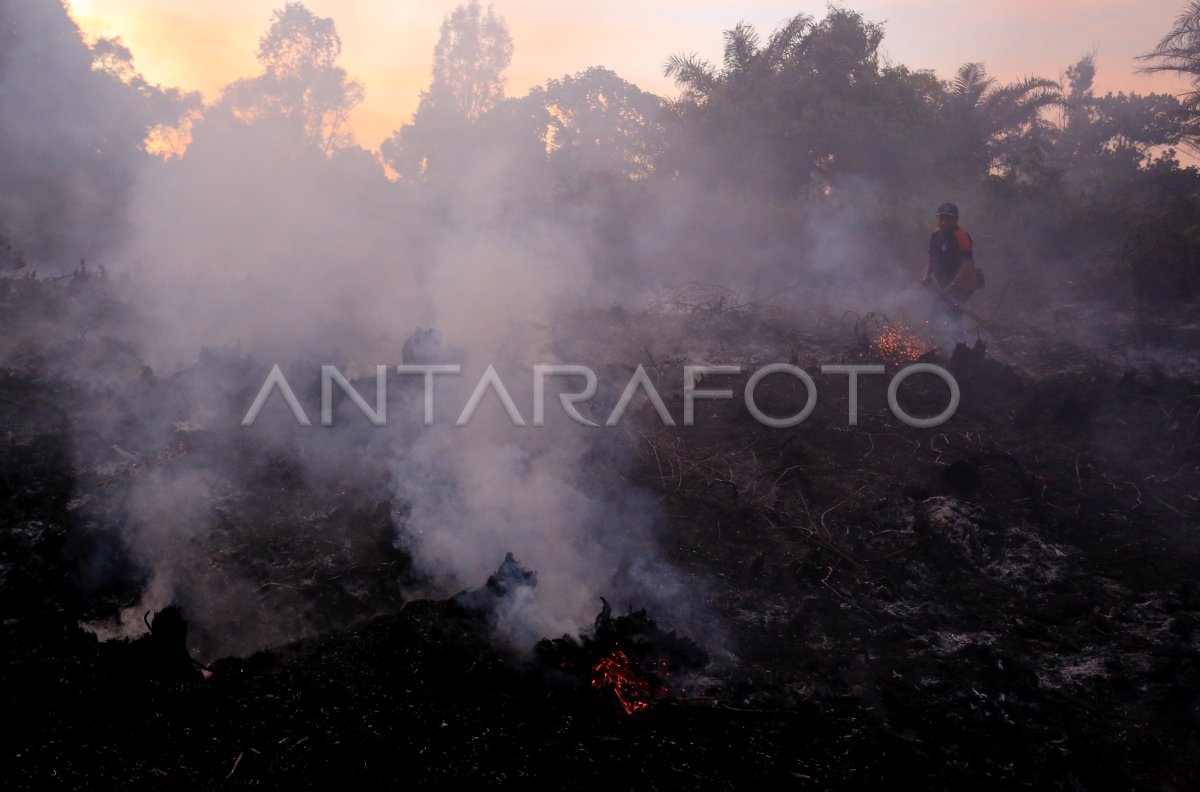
[
  {"left": 217, "top": 3, "right": 364, "bottom": 153},
  {"left": 381, "top": 0, "right": 513, "bottom": 181}
]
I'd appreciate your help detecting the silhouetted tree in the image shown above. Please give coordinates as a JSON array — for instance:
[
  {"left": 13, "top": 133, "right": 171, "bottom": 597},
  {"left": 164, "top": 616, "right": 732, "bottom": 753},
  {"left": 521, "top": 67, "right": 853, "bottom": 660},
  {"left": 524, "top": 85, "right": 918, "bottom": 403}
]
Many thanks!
[
  {"left": 382, "top": 0, "right": 512, "bottom": 181},
  {"left": 944, "top": 62, "right": 1063, "bottom": 175},
  {"left": 90, "top": 35, "right": 201, "bottom": 155},
  {"left": 1139, "top": 1, "right": 1200, "bottom": 148},
  {"left": 662, "top": 10, "right": 942, "bottom": 194},
  {"left": 524, "top": 67, "right": 665, "bottom": 180},
  {"left": 430, "top": 0, "right": 513, "bottom": 122},
  {"left": 217, "top": 3, "right": 364, "bottom": 153},
  {"left": 1048, "top": 54, "right": 1184, "bottom": 187},
  {"left": 0, "top": 1, "right": 196, "bottom": 268},
  {"left": 1062, "top": 53, "right": 1098, "bottom": 138}
]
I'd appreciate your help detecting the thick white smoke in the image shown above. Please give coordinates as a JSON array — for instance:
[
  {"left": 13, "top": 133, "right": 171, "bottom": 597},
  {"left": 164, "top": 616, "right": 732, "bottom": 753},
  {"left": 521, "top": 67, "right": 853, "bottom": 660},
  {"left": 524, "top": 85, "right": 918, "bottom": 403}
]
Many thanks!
[
  {"left": 92, "top": 8, "right": 695, "bottom": 652},
  {"left": 8, "top": 2, "right": 945, "bottom": 656}
]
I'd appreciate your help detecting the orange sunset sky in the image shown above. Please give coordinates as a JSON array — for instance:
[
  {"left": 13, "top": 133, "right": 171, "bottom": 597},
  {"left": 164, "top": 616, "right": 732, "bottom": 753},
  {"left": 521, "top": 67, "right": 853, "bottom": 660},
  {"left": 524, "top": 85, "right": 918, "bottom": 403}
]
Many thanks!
[{"left": 67, "top": 0, "right": 1196, "bottom": 151}]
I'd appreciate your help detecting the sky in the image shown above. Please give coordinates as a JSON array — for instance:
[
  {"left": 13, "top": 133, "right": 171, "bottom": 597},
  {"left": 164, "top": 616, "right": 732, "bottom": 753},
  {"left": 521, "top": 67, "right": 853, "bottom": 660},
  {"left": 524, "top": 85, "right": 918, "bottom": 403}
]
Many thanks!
[{"left": 67, "top": 0, "right": 1196, "bottom": 151}]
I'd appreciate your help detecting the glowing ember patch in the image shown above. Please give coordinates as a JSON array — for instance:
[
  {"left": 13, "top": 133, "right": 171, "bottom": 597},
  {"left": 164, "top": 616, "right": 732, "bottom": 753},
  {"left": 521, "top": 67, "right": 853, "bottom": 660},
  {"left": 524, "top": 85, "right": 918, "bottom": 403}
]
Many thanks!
[
  {"left": 872, "top": 322, "right": 925, "bottom": 361},
  {"left": 591, "top": 650, "right": 667, "bottom": 715}
]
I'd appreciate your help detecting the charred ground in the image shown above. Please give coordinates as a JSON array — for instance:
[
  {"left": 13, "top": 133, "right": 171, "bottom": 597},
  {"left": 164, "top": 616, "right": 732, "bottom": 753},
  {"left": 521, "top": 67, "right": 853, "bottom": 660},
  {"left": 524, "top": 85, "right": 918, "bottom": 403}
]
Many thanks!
[{"left": 2, "top": 273, "right": 1199, "bottom": 789}]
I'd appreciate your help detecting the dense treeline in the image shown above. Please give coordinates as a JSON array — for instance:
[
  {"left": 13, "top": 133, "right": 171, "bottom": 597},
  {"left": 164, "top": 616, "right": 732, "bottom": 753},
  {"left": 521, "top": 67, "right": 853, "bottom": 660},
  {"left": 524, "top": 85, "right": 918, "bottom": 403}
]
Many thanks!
[{"left": 2, "top": 0, "right": 1200, "bottom": 310}]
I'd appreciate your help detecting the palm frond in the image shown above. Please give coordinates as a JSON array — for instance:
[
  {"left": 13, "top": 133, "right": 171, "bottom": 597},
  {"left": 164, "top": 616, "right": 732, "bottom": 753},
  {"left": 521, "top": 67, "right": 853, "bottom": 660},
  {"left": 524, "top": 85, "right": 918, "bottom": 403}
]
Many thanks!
[
  {"left": 952, "top": 62, "right": 994, "bottom": 107},
  {"left": 983, "top": 76, "right": 1063, "bottom": 110},
  {"left": 723, "top": 22, "right": 761, "bottom": 72},
  {"left": 663, "top": 53, "right": 717, "bottom": 97},
  {"left": 763, "top": 14, "right": 813, "bottom": 69},
  {"left": 1139, "top": 1, "right": 1200, "bottom": 76},
  {"left": 1159, "top": 1, "right": 1200, "bottom": 51}
]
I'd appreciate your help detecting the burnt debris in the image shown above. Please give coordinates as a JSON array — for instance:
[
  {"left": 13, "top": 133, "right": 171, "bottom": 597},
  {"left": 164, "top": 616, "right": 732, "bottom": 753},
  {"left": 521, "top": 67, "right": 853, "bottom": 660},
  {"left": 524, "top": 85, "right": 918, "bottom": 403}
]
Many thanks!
[{"left": 3, "top": 276, "right": 1200, "bottom": 789}]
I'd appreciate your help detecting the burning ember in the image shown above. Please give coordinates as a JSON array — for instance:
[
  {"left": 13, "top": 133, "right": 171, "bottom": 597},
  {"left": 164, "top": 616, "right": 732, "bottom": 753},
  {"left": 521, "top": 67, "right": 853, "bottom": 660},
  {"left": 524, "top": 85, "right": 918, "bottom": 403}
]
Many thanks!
[
  {"left": 590, "top": 650, "right": 668, "bottom": 715},
  {"left": 537, "top": 598, "right": 708, "bottom": 718},
  {"left": 872, "top": 321, "right": 926, "bottom": 361}
]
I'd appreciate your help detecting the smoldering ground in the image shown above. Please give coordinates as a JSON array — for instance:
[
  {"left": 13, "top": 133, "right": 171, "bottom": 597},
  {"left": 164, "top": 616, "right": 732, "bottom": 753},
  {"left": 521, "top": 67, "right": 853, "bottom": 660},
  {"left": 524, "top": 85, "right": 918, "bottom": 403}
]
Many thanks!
[
  {"left": 0, "top": 1, "right": 732, "bottom": 655},
  {"left": 7, "top": 3, "right": 1200, "bottom": 788},
  {"left": 4, "top": 0, "right": 1200, "bottom": 669},
  {"left": 0, "top": 3, "right": 828, "bottom": 657}
]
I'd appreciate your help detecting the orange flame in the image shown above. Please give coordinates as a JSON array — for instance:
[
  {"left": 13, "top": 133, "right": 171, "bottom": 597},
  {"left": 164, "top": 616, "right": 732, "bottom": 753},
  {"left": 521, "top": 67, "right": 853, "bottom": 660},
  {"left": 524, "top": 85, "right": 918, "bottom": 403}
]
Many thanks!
[{"left": 591, "top": 651, "right": 666, "bottom": 715}]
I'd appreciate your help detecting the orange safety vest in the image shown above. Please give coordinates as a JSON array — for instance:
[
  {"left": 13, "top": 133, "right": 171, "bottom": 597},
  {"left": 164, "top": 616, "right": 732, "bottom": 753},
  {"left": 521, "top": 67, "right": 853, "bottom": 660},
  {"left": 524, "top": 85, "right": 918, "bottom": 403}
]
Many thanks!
[{"left": 929, "top": 226, "right": 977, "bottom": 290}]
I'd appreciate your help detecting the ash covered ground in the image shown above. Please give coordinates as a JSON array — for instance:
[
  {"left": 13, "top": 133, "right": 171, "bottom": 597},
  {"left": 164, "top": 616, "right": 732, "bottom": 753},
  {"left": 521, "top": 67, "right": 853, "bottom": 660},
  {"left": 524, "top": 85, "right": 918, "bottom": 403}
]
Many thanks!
[{"left": 2, "top": 273, "right": 1199, "bottom": 790}]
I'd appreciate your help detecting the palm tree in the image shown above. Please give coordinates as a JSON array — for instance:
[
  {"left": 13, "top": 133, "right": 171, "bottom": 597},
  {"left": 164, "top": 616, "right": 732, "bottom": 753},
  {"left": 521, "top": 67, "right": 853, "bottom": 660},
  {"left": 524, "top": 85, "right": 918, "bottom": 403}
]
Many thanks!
[
  {"left": 662, "top": 52, "right": 717, "bottom": 103},
  {"left": 946, "top": 62, "right": 1063, "bottom": 172},
  {"left": 1138, "top": 1, "right": 1200, "bottom": 147},
  {"left": 661, "top": 14, "right": 818, "bottom": 191},
  {"left": 663, "top": 14, "right": 815, "bottom": 102},
  {"left": 1141, "top": 2, "right": 1200, "bottom": 88}
]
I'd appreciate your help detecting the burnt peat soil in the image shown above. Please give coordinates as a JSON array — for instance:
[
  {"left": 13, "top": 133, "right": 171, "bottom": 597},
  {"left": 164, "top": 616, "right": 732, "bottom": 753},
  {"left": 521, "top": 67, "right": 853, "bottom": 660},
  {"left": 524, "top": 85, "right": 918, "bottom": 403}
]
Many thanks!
[{"left": 2, "top": 275, "right": 1199, "bottom": 789}]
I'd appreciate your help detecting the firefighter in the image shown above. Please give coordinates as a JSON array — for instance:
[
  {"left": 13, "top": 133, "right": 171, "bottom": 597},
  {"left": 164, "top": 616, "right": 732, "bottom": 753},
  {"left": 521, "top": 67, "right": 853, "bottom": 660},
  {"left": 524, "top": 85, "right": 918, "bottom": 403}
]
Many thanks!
[{"left": 922, "top": 202, "right": 979, "bottom": 342}]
